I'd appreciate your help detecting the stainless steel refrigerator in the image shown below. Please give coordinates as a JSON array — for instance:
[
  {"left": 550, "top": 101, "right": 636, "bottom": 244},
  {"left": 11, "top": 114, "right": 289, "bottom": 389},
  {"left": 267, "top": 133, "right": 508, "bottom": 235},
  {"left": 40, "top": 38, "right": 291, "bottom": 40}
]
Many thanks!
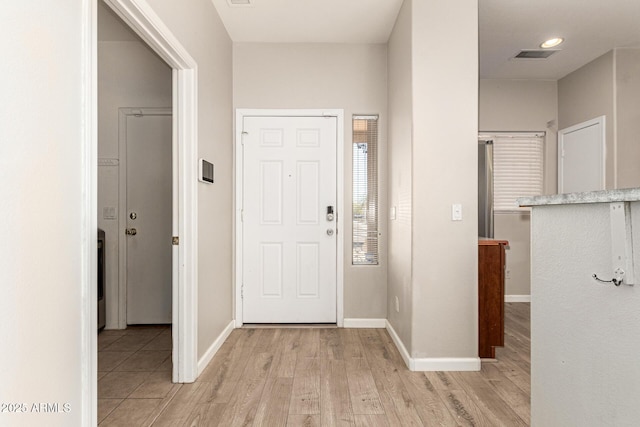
[{"left": 478, "top": 139, "right": 494, "bottom": 238}]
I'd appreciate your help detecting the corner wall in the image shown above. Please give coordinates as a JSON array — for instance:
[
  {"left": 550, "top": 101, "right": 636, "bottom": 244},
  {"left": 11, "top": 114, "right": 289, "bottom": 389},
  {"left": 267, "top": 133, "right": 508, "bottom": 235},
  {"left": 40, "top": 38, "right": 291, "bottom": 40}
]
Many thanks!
[
  {"left": 387, "top": 0, "right": 413, "bottom": 354},
  {"left": 410, "top": 0, "right": 479, "bottom": 360},
  {"left": 615, "top": 48, "right": 640, "bottom": 189}
]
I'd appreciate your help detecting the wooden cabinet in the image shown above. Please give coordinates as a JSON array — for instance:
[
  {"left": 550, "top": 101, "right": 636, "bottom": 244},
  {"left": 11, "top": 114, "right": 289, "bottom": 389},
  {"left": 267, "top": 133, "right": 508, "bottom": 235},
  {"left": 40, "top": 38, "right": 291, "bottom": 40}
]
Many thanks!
[{"left": 478, "top": 239, "right": 508, "bottom": 358}]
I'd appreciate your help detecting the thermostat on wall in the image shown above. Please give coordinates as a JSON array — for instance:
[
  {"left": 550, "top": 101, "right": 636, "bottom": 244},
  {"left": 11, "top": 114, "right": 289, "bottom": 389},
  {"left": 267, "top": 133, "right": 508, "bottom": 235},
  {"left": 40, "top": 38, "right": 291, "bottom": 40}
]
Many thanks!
[{"left": 199, "top": 158, "right": 214, "bottom": 184}]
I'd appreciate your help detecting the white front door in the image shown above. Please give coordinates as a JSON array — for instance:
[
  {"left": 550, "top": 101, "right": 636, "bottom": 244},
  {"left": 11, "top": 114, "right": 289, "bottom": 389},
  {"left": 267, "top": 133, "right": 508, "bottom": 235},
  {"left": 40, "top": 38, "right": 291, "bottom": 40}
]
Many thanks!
[
  {"left": 124, "top": 110, "right": 172, "bottom": 324},
  {"left": 242, "top": 115, "right": 338, "bottom": 323}
]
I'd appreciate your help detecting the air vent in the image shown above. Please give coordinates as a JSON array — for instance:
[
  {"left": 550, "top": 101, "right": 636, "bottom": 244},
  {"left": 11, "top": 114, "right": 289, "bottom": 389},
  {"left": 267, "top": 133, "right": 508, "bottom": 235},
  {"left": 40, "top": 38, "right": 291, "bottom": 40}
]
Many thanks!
[
  {"left": 514, "top": 50, "right": 559, "bottom": 59},
  {"left": 227, "top": 0, "right": 251, "bottom": 6}
]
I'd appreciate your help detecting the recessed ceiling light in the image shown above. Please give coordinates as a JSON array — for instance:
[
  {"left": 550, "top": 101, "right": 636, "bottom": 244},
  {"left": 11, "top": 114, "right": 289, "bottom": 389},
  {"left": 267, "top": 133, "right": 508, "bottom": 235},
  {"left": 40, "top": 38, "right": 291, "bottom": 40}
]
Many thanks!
[{"left": 540, "top": 38, "right": 564, "bottom": 49}]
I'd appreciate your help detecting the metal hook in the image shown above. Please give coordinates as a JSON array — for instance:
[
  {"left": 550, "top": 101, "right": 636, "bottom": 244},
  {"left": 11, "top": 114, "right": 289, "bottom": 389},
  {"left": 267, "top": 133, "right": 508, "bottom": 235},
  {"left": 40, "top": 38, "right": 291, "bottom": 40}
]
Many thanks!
[{"left": 592, "top": 274, "right": 623, "bottom": 286}]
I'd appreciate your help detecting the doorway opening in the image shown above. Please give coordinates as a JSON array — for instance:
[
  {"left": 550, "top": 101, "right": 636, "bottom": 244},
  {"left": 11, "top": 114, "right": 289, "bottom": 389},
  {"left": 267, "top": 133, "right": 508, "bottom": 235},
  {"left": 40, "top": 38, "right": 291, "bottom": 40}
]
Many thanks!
[
  {"left": 95, "top": 0, "right": 200, "bottom": 404},
  {"left": 97, "top": 3, "right": 175, "bottom": 414}
]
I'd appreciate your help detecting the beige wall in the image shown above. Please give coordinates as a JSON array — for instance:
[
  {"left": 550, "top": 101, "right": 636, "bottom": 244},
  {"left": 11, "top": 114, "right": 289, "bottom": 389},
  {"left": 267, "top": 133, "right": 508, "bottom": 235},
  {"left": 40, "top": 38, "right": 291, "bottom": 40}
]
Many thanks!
[
  {"left": 410, "top": 0, "right": 479, "bottom": 358},
  {"left": 98, "top": 2, "right": 173, "bottom": 329},
  {"left": 145, "top": 0, "right": 234, "bottom": 360},
  {"left": 387, "top": 0, "right": 413, "bottom": 350},
  {"left": 615, "top": 48, "right": 640, "bottom": 189},
  {"left": 559, "top": 48, "right": 640, "bottom": 191},
  {"left": 479, "top": 79, "right": 558, "bottom": 297},
  {"left": 233, "top": 43, "right": 389, "bottom": 319},
  {"left": 558, "top": 51, "right": 615, "bottom": 189}
]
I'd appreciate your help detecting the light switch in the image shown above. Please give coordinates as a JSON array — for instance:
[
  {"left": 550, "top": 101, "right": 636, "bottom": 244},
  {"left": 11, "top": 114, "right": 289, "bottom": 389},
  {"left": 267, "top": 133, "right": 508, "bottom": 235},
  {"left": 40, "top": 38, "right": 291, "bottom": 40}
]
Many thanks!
[
  {"left": 390, "top": 206, "right": 397, "bottom": 221},
  {"left": 103, "top": 206, "right": 117, "bottom": 220},
  {"left": 452, "top": 204, "right": 462, "bottom": 221}
]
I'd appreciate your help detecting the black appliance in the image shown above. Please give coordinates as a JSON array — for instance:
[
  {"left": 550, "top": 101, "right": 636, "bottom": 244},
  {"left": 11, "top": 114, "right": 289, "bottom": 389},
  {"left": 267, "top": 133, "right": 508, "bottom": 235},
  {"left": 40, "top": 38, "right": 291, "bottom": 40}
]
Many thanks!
[{"left": 98, "top": 229, "right": 106, "bottom": 331}]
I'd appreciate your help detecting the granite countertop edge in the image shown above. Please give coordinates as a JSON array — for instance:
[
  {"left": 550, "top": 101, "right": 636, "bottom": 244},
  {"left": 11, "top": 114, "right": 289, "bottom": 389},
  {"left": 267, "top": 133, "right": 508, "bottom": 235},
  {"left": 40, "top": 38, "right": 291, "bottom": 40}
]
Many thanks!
[{"left": 518, "top": 188, "right": 640, "bottom": 207}]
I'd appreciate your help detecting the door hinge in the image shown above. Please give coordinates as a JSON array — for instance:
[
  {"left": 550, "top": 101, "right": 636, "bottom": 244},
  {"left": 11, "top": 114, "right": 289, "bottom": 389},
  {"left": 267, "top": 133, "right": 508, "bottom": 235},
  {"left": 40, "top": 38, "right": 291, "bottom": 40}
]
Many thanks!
[
  {"left": 241, "top": 131, "right": 248, "bottom": 145},
  {"left": 172, "top": 236, "right": 179, "bottom": 245},
  {"left": 241, "top": 209, "right": 244, "bottom": 222},
  {"left": 241, "top": 283, "right": 244, "bottom": 299}
]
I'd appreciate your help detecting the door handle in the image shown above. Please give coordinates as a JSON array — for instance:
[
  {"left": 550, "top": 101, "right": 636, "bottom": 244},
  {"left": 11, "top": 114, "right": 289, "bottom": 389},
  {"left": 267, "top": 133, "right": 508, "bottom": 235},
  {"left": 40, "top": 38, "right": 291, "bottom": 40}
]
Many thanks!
[{"left": 125, "top": 228, "right": 137, "bottom": 236}]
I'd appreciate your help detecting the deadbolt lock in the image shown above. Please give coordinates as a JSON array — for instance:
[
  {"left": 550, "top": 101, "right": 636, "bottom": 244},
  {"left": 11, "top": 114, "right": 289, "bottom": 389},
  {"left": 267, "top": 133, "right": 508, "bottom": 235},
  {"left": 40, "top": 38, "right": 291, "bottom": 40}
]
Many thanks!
[
  {"left": 326, "top": 205, "right": 335, "bottom": 221},
  {"left": 125, "top": 228, "right": 137, "bottom": 236}
]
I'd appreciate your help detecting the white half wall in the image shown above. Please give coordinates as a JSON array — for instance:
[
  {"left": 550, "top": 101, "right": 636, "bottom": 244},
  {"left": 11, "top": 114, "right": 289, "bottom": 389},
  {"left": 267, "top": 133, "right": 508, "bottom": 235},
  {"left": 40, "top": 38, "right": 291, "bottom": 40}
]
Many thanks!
[{"left": 530, "top": 198, "right": 640, "bottom": 425}]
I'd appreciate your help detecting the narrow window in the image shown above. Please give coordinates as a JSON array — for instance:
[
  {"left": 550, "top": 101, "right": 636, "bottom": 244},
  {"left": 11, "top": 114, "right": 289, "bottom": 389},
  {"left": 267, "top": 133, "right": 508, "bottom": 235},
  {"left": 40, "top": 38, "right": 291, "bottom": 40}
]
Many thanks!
[{"left": 352, "top": 115, "right": 379, "bottom": 265}]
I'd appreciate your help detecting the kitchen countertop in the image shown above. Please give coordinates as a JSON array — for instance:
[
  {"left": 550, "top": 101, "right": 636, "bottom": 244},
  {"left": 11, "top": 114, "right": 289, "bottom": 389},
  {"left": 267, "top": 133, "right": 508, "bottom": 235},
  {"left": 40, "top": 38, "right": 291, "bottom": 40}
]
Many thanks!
[{"left": 518, "top": 187, "right": 640, "bottom": 207}]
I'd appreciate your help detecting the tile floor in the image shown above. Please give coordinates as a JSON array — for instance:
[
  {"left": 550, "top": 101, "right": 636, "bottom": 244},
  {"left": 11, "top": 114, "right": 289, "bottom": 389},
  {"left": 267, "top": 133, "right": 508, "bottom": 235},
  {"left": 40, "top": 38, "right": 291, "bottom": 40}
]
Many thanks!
[{"left": 98, "top": 325, "right": 176, "bottom": 425}]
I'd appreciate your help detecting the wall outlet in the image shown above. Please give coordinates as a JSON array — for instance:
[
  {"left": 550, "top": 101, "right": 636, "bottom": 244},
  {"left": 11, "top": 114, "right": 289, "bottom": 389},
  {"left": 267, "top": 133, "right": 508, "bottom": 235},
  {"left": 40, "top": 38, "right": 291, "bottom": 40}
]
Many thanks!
[{"left": 395, "top": 296, "right": 400, "bottom": 313}]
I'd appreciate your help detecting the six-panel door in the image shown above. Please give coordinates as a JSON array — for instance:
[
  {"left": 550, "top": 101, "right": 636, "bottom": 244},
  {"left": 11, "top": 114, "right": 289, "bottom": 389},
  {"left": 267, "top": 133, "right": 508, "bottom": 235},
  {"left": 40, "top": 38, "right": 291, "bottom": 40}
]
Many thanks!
[{"left": 242, "top": 116, "right": 338, "bottom": 323}]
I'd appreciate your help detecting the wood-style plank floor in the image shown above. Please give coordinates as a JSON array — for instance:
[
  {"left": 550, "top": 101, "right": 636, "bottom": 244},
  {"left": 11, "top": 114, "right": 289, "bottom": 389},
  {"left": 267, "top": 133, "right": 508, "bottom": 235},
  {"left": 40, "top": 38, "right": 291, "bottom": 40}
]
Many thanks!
[{"left": 98, "top": 303, "right": 530, "bottom": 426}]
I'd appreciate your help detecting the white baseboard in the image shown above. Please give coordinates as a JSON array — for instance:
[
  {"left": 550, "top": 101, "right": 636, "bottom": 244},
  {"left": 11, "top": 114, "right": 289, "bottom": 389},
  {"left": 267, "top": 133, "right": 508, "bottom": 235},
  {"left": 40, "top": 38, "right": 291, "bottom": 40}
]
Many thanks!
[
  {"left": 412, "top": 357, "right": 481, "bottom": 371},
  {"left": 385, "top": 320, "right": 480, "bottom": 372},
  {"left": 343, "top": 318, "right": 386, "bottom": 328},
  {"left": 505, "top": 295, "right": 531, "bottom": 303},
  {"left": 197, "top": 320, "right": 235, "bottom": 375},
  {"left": 385, "top": 320, "right": 411, "bottom": 369}
]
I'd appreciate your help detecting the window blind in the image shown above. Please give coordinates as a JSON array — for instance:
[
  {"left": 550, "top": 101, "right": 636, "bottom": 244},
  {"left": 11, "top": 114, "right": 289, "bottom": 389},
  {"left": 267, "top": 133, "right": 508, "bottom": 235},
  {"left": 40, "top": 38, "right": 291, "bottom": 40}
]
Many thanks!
[
  {"left": 492, "top": 133, "right": 544, "bottom": 212},
  {"left": 352, "top": 115, "right": 379, "bottom": 265}
]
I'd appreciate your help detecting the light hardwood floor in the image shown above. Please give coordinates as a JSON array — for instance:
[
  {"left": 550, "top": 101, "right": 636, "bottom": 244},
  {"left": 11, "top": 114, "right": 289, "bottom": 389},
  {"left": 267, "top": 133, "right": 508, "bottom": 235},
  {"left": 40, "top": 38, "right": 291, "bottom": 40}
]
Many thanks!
[{"left": 98, "top": 303, "right": 530, "bottom": 426}]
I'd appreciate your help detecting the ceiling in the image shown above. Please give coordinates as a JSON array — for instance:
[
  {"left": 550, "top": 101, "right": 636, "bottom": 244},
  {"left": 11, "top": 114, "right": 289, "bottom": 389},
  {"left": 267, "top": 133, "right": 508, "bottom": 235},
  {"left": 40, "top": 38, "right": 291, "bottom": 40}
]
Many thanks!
[
  {"left": 480, "top": 0, "right": 640, "bottom": 79},
  {"left": 211, "top": 0, "right": 640, "bottom": 80},
  {"left": 210, "top": 0, "right": 404, "bottom": 44}
]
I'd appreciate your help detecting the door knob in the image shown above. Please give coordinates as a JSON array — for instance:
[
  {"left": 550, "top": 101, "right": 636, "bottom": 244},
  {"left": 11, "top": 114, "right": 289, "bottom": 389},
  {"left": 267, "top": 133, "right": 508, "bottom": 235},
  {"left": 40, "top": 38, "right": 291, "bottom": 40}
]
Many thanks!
[
  {"left": 326, "top": 229, "right": 334, "bottom": 236},
  {"left": 129, "top": 212, "right": 137, "bottom": 220},
  {"left": 125, "top": 228, "right": 137, "bottom": 236}
]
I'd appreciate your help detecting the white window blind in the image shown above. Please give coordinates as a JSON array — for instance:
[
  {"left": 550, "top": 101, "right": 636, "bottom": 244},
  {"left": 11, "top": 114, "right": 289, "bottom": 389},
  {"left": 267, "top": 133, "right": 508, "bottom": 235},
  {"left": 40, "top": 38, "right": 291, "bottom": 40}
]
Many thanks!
[
  {"left": 492, "top": 133, "right": 544, "bottom": 211},
  {"left": 352, "top": 115, "right": 379, "bottom": 265}
]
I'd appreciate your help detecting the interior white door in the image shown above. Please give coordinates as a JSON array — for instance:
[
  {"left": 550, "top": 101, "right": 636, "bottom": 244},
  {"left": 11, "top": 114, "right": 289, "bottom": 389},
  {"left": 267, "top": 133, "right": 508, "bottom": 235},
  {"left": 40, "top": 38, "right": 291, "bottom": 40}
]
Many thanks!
[
  {"left": 125, "top": 112, "right": 172, "bottom": 324},
  {"left": 242, "top": 116, "right": 338, "bottom": 323},
  {"left": 558, "top": 117, "right": 605, "bottom": 193}
]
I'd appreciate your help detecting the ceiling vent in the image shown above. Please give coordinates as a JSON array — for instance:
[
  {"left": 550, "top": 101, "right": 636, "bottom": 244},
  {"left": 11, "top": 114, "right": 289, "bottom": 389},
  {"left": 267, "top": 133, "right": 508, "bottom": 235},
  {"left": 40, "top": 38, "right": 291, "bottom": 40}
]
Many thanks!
[
  {"left": 227, "top": 0, "right": 251, "bottom": 6},
  {"left": 513, "top": 50, "right": 559, "bottom": 59}
]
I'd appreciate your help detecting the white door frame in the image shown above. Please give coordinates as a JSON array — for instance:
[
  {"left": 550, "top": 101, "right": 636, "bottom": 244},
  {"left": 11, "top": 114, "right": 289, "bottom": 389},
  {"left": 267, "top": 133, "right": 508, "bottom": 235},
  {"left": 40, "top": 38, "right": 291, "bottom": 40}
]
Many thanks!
[
  {"left": 558, "top": 115, "right": 606, "bottom": 193},
  {"left": 102, "top": 0, "right": 199, "bottom": 385},
  {"left": 234, "top": 109, "right": 345, "bottom": 327},
  {"left": 117, "top": 107, "right": 172, "bottom": 328}
]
